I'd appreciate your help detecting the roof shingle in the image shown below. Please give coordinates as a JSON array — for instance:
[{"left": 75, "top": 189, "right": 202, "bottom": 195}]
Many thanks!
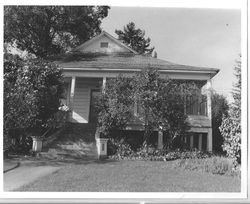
[{"left": 55, "top": 52, "right": 219, "bottom": 73}]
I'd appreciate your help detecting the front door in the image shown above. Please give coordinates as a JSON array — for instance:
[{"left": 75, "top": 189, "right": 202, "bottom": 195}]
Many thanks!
[{"left": 89, "top": 89, "right": 101, "bottom": 123}]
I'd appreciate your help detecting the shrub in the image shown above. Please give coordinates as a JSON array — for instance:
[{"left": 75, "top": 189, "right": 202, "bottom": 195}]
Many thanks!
[
  {"left": 219, "top": 58, "right": 241, "bottom": 165},
  {"left": 108, "top": 139, "right": 212, "bottom": 162},
  {"left": 7, "top": 131, "right": 33, "bottom": 155},
  {"left": 220, "top": 113, "right": 241, "bottom": 165},
  {"left": 4, "top": 54, "right": 37, "bottom": 148},
  {"left": 108, "top": 138, "right": 134, "bottom": 159},
  {"left": 172, "top": 156, "right": 240, "bottom": 177},
  {"left": 211, "top": 93, "right": 229, "bottom": 153},
  {"left": 4, "top": 53, "right": 64, "bottom": 150}
]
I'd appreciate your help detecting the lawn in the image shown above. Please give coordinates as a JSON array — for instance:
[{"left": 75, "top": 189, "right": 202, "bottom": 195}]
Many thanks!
[{"left": 16, "top": 160, "right": 240, "bottom": 192}]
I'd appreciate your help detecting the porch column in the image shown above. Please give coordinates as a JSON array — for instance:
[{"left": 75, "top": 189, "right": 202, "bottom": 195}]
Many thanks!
[
  {"left": 70, "top": 76, "right": 76, "bottom": 121},
  {"left": 207, "top": 128, "right": 213, "bottom": 151},
  {"left": 190, "top": 135, "right": 194, "bottom": 149},
  {"left": 102, "top": 77, "right": 106, "bottom": 93},
  {"left": 158, "top": 126, "right": 164, "bottom": 149},
  {"left": 198, "top": 133, "right": 202, "bottom": 151},
  {"left": 206, "top": 79, "right": 212, "bottom": 152}
]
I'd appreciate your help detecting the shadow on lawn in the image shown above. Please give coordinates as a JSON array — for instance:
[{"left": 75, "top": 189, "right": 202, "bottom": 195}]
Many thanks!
[{"left": 17, "top": 155, "right": 118, "bottom": 168}]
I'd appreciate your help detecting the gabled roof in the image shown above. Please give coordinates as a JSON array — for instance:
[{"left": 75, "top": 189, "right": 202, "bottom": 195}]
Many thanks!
[{"left": 72, "top": 31, "right": 138, "bottom": 54}]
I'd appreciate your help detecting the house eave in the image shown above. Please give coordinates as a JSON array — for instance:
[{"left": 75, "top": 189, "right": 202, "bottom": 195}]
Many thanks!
[{"left": 61, "top": 67, "right": 219, "bottom": 78}]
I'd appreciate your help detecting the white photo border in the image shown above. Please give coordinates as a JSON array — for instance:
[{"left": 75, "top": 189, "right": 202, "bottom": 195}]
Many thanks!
[{"left": 0, "top": 0, "right": 248, "bottom": 203}]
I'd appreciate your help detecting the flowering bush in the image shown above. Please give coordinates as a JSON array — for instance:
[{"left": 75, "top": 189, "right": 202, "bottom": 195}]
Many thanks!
[
  {"left": 219, "top": 113, "right": 241, "bottom": 165},
  {"left": 107, "top": 138, "right": 134, "bottom": 158},
  {"left": 219, "top": 58, "right": 241, "bottom": 166},
  {"left": 58, "top": 104, "right": 70, "bottom": 112},
  {"left": 108, "top": 139, "right": 211, "bottom": 161}
]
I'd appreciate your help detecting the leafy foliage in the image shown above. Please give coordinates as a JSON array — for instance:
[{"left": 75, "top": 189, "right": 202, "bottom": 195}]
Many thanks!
[
  {"left": 132, "top": 68, "right": 199, "bottom": 148},
  {"left": 115, "top": 22, "right": 154, "bottom": 55},
  {"left": 107, "top": 138, "right": 134, "bottom": 158},
  {"left": 220, "top": 114, "right": 241, "bottom": 164},
  {"left": 4, "top": 53, "right": 64, "bottom": 144},
  {"left": 97, "top": 68, "right": 199, "bottom": 149},
  {"left": 211, "top": 92, "right": 229, "bottom": 152},
  {"left": 4, "top": 54, "right": 35, "bottom": 148},
  {"left": 219, "top": 58, "right": 241, "bottom": 165},
  {"left": 96, "top": 76, "right": 135, "bottom": 137},
  {"left": 23, "top": 58, "right": 64, "bottom": 131},
  {"left": 232, "top": 59, "right": 241, "bottom": 118},
  {"left": 4, "top": 6, "right": 110, "bottom": 58},
  {"left": 4, "top": 54, "right": 36, "bottom": 131},
  {"left": 108, "top": 139, "right": 212, "bottom": 161}
]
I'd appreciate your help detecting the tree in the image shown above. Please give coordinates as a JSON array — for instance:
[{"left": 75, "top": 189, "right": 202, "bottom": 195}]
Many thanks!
[
  {"left": 115, "top": 22, "right": 154, "bottom": 55},
  {"left": 219, "top": 58, "right": 241, "bottom": 165},
  {"left": 97, "top": 68, "right": 199, "bottom": 150},
  {"left": 133, "top": 68, "right": 199, "bottom": 148},
  {"left": 96, "top": 76, "right": 135, "bottom": 137},
  {"left": 232, "top": 59, "right": 241, "bottom": 118},
  {"left": 4, "top": 6, "right": 110, "bottom": 58},
  {"left": 211, "top": 92, "right": 229, "bottom": 152},
  {"left": 4, "top": 54, "right": 36, "bottom": 148},
  {"left": 4, "top": 53, "right": 64, "bottom": 149}
]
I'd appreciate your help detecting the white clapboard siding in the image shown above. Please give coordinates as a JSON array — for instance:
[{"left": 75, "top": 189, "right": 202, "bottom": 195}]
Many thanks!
[{"left": 71, "top": 77, "right": 101, "bottom": 123}]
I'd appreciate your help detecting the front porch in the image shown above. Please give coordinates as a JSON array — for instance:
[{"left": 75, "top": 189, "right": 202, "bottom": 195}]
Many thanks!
[
  {"left": 62, "top": 77, "right": 104, "bottom": 123},
  {"left": 62, "top": 75, "right": 213, "bottom": 151}
]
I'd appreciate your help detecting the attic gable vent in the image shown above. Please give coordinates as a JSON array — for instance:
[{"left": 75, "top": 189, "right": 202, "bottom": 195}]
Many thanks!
[{"left": 100, "top": 42, "right": 108, "bottom": 48}]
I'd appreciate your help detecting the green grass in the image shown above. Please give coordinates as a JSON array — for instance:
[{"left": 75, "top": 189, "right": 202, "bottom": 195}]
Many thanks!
[
  {"left": 16, "top": 160, "right": 240, "bottom": 192},
  {"left": 172, "top": 156, "right": 240, "bottom": 177}
]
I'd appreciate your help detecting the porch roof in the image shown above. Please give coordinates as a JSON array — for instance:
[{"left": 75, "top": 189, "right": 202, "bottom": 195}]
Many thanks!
[{"left": 54, "top": 52, "right": 219, "bottom": 77}]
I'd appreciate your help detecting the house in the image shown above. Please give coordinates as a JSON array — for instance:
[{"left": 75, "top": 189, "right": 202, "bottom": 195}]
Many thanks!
[{"left": 56, "top": 31, "right": 219, "bottom": 152}]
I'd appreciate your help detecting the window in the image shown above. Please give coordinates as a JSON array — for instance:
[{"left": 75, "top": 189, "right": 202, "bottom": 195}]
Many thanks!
[{"left": 100, "top": 42, "right": 108, "bottom": 48}]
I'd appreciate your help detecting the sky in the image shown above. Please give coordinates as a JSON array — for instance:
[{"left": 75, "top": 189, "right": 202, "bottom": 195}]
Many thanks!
[{"left": 101, "top": 7, "right": 241, "bottom": 102}]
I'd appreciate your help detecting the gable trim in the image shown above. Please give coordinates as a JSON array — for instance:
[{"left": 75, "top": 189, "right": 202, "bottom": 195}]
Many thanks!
[{"left": 72, "top": 31, "right": 138, "bottom": 54}]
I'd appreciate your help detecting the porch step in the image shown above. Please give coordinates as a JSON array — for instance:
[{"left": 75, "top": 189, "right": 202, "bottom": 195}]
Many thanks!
[
  {"left": 40, "top": 123, "right": 98, "bottom": 160},
  {"left": 62, "top": 123, "right": 97, "bottom": 143},
  {"left": 39, "top": 144, "right": 97, "bottom": 160}
]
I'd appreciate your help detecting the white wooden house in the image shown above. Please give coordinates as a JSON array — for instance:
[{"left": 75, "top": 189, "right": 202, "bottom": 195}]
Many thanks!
[{"left": 56, "top": 31, "right": 219, "bottom": 151}]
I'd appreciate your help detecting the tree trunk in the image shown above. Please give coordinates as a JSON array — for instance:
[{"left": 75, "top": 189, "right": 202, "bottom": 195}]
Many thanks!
[{"left": 143, "top": 107, "right": 150, "bottom": 149}]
